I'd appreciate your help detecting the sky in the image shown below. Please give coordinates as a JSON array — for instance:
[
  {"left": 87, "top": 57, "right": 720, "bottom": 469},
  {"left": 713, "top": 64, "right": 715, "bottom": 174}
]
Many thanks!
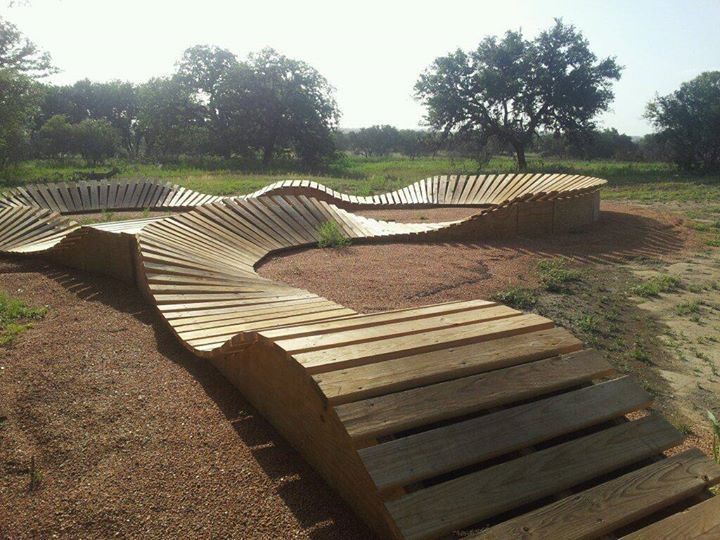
[{"left": 4, "top": 0, "right": 720, "bottom": 135}]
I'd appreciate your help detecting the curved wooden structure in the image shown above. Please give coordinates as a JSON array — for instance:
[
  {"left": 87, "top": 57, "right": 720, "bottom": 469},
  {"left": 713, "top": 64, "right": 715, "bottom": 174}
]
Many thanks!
[
  {"left": 1, "top": 177, "right": 719, "bottom": 539},
  {"left": 0, "top": 178, "right": 222, "bottom": 213},
  {"left": 245, "top": 173, "right": 605, "bottom": 210}
]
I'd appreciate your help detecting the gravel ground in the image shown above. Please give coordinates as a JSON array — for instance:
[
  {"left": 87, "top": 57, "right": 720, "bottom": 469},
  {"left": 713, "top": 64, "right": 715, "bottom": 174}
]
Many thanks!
[
  {"left": 0, "top": 259, "right": 370, "bottom": 539},
  {"left": 259, "top": 202, "right": 698, "bottom": 312}
]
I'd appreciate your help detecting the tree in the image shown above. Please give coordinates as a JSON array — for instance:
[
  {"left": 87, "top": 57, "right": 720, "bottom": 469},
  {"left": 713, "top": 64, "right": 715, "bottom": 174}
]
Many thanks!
[
  {"left": 74, "top": 118, "right": 120, "bottom": 165},
  {"left": 39, "top": 80, "right": 141, "bottom": 156},
  {"left": 415, "top": 19, "right": 622, "bottom": 169},
  {"left": 36, "top": 114, "right": 75, "bottom": 158},
  {"left": 213, "top": 48, "right": 339, "bottom": 165},
  {"left": 534, "top": 128, "right": 640, "bottom": 160},
  {"left": 0, "top": 68, "right": 41, "bottom": 165},
  {"left": 645, "top": 71, "right": 720, "bottom": 171},
  {"left": 348, "top": 125, "right": 400, "bottom": 157},
  {"left": 0, "top": 16, "right": 56, "bottom": 77},
  {"left": 136, "top": 77, "right": 207, "bottom": 158}
]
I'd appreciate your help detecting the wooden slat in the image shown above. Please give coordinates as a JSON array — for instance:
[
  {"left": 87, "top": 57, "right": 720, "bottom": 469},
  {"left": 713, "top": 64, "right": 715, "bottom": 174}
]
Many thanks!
[
  {"left": 360, "top": 376, "right": 651, "bottom": 490},
  {"left": 336, "top": 350, "right": 614, "bottom": 440},
  {"left": 479, "top": 449, "right": 720, "bottom": 540},
  {"left": 278, "top": 304, "right": 520, "bottom": 354},
  {"left": 293, "top": 313, "right": 556, "bottom": 374},
  {"left": 622, "top": 490, "right": 720, "bottom": 539},
  {"left": 386, "top": 414, "right": 683, "bottom": 540},
  {"left": 314, "top": 327, "right": 581, "bottom": 404}
]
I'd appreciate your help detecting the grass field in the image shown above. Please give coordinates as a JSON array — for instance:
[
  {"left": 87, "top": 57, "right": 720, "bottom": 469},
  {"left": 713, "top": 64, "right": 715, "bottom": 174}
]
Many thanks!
[{"left": 2, "top": 155, "right": 719, "bottom": 203}]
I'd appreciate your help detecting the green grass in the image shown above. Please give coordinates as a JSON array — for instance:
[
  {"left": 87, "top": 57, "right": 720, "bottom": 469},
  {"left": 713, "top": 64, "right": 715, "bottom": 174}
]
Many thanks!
[
  {"left": 317, "top": 221, "right": 351, "bottom": 249},
  {"left": 630, "top": 275, "right": 682, "bottom": 298},
  {"left": 537, "top": 258, "right": 582, "bottom": 292},
  {"left": 491, "top": 287, "right": 538, "bottom": 310},
  {"left": 2, "top": 155, "right": 718, "bottom": 204},
  {"left": 674, "top": 301, "right": 701, "bottom": 317},
  {"left": 0, "top": 291, "right": 47, "bottom": 346}
]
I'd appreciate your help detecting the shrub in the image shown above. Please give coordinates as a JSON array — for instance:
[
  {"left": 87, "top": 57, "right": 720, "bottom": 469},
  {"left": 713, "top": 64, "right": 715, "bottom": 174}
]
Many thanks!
[
  {"left": 317, "top": 221, "right": 350, "bottom": 248},
  {"left": 630, "top": 275, "right": 682, "bottom": 297},
  {"left": 491, "top": 287, "right": 537, "bottom": 310},
  {"left": 537, "top": 258, "right": 582, "bottom": 292}
]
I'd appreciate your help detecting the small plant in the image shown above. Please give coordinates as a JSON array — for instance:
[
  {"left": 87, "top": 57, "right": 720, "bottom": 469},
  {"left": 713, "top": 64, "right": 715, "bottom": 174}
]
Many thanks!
[
  {"left": 630, "top": 274, "right": 682, "bottom": 297},
  {"left": 101, "top": 210, "right": 115, "bottom": 222},
  {"left": 708, "top": 411, "right": 720, "bottom": 464},
  {"left": 577, "top": 314, "right": 599, "bottom": 334},
  {"left": 537, "top": 258, "right": 581, "bottom": 292},
  {"left": 29, "top": 456, "right": 43, "bottom": 491},
  {"left": 630, "top": 340, "right": 652, "bottom": 364},
  {"left": 491, "top": 287, "right": 538, "bottom": 310},
  {"left": 675, "top": 301, "right": 701, "bottom": 317},
  {"left": 142, "top": 207, "right": 151, "bottom": 218},
  {"left": 317, "top": 221, "right": 351, "bottom": 248},
  {"left": 0, "top": 291, "right": 47, "bottom": 346}
]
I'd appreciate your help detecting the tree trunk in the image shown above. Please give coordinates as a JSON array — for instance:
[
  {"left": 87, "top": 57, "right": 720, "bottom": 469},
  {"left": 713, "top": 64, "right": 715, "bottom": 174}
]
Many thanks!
[
  {"left": 512, "top": 141, "right": 528, "bottom": 170},
  {"left": 262, "top": 138, "right": 275, "bottom": 165}
]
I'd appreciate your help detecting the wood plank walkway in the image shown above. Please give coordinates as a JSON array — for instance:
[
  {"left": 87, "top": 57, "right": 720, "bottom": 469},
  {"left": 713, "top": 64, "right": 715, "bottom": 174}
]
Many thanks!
[{"left": 1, "top": 177, "right": 719, "bottom": 539}]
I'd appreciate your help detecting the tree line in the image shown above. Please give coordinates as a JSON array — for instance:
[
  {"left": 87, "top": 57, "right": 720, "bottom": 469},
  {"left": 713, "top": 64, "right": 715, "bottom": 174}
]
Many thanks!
[{"left": 1, "top": 16, "right": 718, "bottom": 172}]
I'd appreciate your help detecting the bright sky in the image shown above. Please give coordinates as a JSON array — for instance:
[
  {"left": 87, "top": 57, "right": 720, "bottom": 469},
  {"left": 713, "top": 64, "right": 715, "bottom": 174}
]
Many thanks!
[{"left": 5, "top": 0, "right": 720, "bottom": 135}]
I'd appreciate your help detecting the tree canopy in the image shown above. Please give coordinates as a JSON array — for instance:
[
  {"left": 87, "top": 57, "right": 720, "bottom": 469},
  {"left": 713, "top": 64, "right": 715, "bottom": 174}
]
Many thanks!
[
  {"left": 646, "top": 71, "right": 720, "bottom": 172},
  {"left": 0, "top": 16, "right": 55, "bottom": 77},
  {"left": 415, "top": 19, "right": 622, "bottom": 169}
]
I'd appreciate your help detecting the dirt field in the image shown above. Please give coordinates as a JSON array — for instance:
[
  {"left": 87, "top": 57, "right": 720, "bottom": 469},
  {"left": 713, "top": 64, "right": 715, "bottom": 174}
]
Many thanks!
[{"left": 1, "top": 200, "right": 718, "bottom": 538}]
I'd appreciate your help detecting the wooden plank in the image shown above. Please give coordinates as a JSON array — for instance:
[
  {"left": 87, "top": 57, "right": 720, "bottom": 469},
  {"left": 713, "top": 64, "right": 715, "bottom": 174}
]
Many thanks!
[
  {"left": 386, "top": 414, "right": 683, "bottom": 540},
  {"left": 278, "top": 304, "right": 520, "bottom": 354},
  {"left": 314, "top": 327, "right": 581, "bottom": 404},
  {"left": 293, "top": 313, "right": 556, "bottom": 374},
  {"left": 479, "top": 449, "right": 720, "bottom": 540},
  {"left": 360, "top": 376, "right": 651, "bottom": 490},
  {"left": 336, "top": 350, "right": 614, "bottom": 440},
  {"left": 622, "top": 490, "right": 720, "bottom": 540}
]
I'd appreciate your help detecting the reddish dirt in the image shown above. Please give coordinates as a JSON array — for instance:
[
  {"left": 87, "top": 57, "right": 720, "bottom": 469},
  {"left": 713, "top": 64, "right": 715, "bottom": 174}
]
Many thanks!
[
  {"left": 0, "top": 259, "right": 369, "bottom": 539},
  {"left": 259, "top": 202, "right": 698, "bottom": 312}
]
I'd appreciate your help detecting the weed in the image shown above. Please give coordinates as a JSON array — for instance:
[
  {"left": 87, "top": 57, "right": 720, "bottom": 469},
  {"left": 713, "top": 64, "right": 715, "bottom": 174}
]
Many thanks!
[
  {"left": 708, "top": 411, "right": 720, "bottom": 464},
  {"left": 577, "top": 314, "right": 599, "bottom": 334},
  {"left": 491, "top": 287, "right": 538, "bottom": 311},
  {"left": 675, "top": 301, "right": 701, "bottom": 317},
  {"left": 317, "top": 221, "right": 351, "bottom": 249},
  {"left": 142, "top": 207, "right": 151, "bottom": 218},
  {"left": 0, "top": 291, "right": 47, "bottom": 346},
  {"left": 28, "top": 456, "right": 43, "bottom": 491},
  {"left": 630, "top": 275, "right": 682, "bottom": 297},
  {"left": 101, "top": 210, "right": 115, "bottom": 222},
  {"left": 630, "top": 340, "right": 652, "bottom": 364},
  {"left": 537, "top": 258, "right": 582, "bottom": 292}
]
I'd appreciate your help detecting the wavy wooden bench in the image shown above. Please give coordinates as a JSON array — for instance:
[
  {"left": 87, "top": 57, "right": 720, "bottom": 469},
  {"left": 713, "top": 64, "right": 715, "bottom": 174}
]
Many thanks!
[{"left": 1, "top": 179, "right": 718, "bottom": 539}]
